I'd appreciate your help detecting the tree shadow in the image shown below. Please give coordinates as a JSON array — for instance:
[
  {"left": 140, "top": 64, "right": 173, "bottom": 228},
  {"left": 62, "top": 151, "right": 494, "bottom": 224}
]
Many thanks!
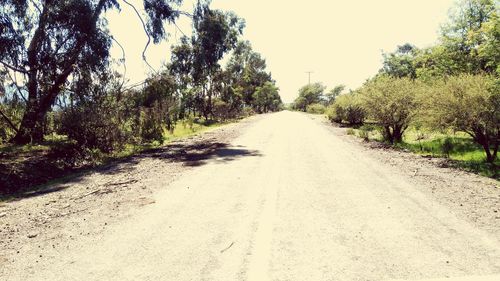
[{"left": 0, "top": 140, "right": 261, "bottom": 201}]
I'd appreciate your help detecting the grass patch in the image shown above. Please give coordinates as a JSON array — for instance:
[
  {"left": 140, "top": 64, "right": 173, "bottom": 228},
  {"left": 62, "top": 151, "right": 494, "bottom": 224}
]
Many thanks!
[
  {"left": 111, "top": 119, "right": 226, "bottom": 159},
  {"left": 346, "top": 126, "right": 498, "bottom": 179},
  {"left": 396, "top": 131, "right": 498, "bottom": 179}
]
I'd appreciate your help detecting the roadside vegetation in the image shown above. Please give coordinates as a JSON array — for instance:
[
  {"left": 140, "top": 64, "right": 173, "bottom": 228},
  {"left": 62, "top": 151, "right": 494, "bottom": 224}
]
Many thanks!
[
  {"left": 293, "top": 0, "right": 499, "bottom": 179},
  {"left": 0, "top": 0, "right": 282, "bottom": 194}
]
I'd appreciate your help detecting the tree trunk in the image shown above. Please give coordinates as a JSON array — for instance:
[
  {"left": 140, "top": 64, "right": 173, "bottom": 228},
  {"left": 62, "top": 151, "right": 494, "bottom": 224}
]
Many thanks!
[
  {"left": 11, "top": 88, "right": 50, "bottom": 144},
  {"left": 483, "top": 142, "right": 494, "bottom": 163},
  {"left": 384, "top": 126, "right": 394, "bottom": 144},
  {"left": 393, "top": 124, "right": 404, "bottom": 143},
  {"left": 11, "top": 0, "right": 107, "bottom": 144}
]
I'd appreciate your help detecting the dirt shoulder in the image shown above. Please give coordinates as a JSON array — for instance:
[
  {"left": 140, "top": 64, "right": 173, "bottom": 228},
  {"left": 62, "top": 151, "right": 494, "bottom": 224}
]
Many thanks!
[
  {"left": 309, "top": 113, "right": 500, "bottom": 240},
  {"left": 0, "top": 115, "right": 260, "bottom": 275}
]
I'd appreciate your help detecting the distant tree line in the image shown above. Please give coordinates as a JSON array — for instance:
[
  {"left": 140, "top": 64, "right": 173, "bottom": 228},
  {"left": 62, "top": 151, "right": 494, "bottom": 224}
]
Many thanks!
[
  {"left": 294, "top": 0, "right": 499, "bottom": 163},
  {"left": 0, "top": 0, "right": 282, "bottom": 153}
]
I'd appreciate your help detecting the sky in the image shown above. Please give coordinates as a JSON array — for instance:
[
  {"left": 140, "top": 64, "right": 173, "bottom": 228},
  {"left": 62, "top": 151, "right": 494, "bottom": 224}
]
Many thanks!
[{"left": 108, "top": 0, "right": 457, "bottom": 103}]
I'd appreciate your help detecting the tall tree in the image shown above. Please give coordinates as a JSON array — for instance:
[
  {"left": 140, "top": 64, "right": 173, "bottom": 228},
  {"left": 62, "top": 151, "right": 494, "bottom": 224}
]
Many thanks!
[
  {"left": 325, "top": 84, "right": 345, "bottom": 105},
  {"left": 225, "top": 40, "right": 272, "bottom": 109},
  {"left": 0, "top": 0, "right": 186, "bottom": 144},
  {"left": 440, "top": 0, "right": 498, "bottom": 74},
  {"left": 380, "top": 43, "right": 418, "bottom": 79},
  {"left": 293, "top": 83, "right": 326, "bottom": 111}
]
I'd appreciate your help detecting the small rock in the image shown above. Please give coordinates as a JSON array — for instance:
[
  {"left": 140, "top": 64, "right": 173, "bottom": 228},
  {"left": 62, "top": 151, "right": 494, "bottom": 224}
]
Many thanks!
[
  {"left": 27, "top": 233, "right": 38, "bottom": 238},
  {"left": 0, "top": 212, "right": 6, "bottom": 218}
]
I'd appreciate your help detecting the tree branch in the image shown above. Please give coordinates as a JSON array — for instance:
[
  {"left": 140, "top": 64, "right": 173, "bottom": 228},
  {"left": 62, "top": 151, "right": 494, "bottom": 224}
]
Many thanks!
[
  {"left": 6, "top": 70, "right": 28, "bottom": 103},
  {"left": 0, "top": 108, "right": 19, "bottom": 133},
  {"left": 0, "top": 61, "right": 28, "bottom": 74},
  {"left": 109, "top": 35, "right": 127, "bottom": 89},
  {"left": 122, "top": 0, "right": 157, "bottom": 73}
]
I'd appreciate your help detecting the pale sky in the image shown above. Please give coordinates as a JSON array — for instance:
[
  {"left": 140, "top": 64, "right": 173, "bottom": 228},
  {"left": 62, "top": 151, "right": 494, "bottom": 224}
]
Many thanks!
[{"left": 108, "top": 0, "right": 456, "bottom": 103}]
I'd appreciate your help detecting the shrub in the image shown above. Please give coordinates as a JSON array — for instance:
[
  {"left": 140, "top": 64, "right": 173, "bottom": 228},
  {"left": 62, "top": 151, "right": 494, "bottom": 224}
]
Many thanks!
[
  {"left": 346, "top": 128, "right": 355, "bottom": 135},
  {"left": 306, "top": 103, "right": 326, "bottom": 114},
  {"left": 360, "top": 76, "right": 421, "bottom": 144},
  {"left": 421, "top": 74, "right": 499, "bottom": 162},
  {"left": 212, "top": 99, "right": 232, "bottom": 121},
  {"left": 242, "top": 107, "right": 256, "bottom": 117},
  {"left": 358, "top": 126, "right": 372, "bottom": 141},
  {"left": 442, "top": 137, "right": 454, "bottom": 157},
  {"left": 60, "top": 95, "right": 133, "bottom": 153},
  {"left": 326, "top": 104, "right": 343, "bottom": 123},
  {"left": 326, "top": 93, "right": 365, "bottom": 125}
]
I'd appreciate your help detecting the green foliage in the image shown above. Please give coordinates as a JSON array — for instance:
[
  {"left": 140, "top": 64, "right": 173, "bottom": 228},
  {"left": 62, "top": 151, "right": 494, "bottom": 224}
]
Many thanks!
[
  {"left": 440, "top": 0, "right": 498, "bottom": 74},
  {"left": 421, "top": 74, "right": 499, "bottom": 162},
  {"left": 306, "top": 103, "right": 326, "bottom": 114},
  {"left": 327, "top": 93, "right": 365, "bottom": 125},
  {"left": 212, "top": 99, "right": 231, "bottom": 121},
  {"left": 358, "top": 129, "right": 370, "bottom": 142},
  {"left": 59, "top": 73, "right": 135, "bottom": 153},
  {"left": 252, "top": 82, "right": 282, "bottom": 113},
  {"left": 398, "top": 130, "right": 499, "bottom": 179},
  {"left": 357, "top": 124, "right": 377, "bottom": 141},
  {"left": 360, "top": 76, "right": 421, "bottom": 143},
  {"left": 442, "top": 137, "right": 454, "bottom": 157},
  {"left": 0, "top": 0, "right": 184, "bottom": 144},
  {"left": 380, "top": 43, "right": 418, "bottom": 78},
  {"left": 293, "top": 83, "right": 326, "bottom": 111},
  {"left": 346, "top": 128, "right": 355, "bottom": 135},
  {"left": 325, "top": 85, "right": 345, "bottom": 104}
]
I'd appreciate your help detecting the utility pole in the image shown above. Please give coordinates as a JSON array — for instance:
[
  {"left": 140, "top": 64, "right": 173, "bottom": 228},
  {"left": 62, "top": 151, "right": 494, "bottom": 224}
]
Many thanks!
[{"left": 306, "top": 71, "right": 314, "bottom": 85}]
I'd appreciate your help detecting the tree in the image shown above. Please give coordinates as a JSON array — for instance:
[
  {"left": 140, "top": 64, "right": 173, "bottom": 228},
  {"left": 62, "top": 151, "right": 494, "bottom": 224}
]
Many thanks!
[
  {"left": 178, "top": 5, "right": 245, "bottom": 119},
  {"left": 325, "top": 84, "right": 345, "bottom": 105},
  {"left": 422, "top": 74, "right": 499, "bottom": 163},
  {"left": 380, "top": 43, "right": 418, "bottom": 79},
  {"left": 439, "top": 0, "right": 498, "bottom": 74},
  {"left": 0, "top": 0, "right": 193, "bottom": 144},
  {"left": 326, "top": 93, "right": 365, "bottom": 125},
  {"left": 360, "top": 76, "right": 421, "bottom": 143},
  {"left": 252, "top": 81, "right": 281, "bottom": 113},
  {"left": 293, "top": 83, "right": 326, "bottom": 111},
  {"left": 225, "top": 40, "right": 273, "bottom": 110}
]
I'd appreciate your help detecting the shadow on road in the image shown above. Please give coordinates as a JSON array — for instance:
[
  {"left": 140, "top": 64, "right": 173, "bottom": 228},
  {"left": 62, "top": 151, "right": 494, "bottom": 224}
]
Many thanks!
[{"left": 1, "top": 140, "right": 261, "bottom": 201}]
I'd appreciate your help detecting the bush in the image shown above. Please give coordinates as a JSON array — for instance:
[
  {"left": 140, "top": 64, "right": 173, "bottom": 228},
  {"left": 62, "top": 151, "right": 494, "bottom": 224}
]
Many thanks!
[
  {"left": 358, "top": 130, "right": 369, "bottom": 141},
  {"left": 442, "top": 137, "right": 454, "bottom": 157},
  {"left": 212, "top": 99, "right": 232, "bottom": 121},
  {"left": 326, "top": 93, "right": 365, "bottom": 125},
  {"left": 306, "top": 103, "right": 326, "bottom": 114},
  {"left": 421, "top": 74, "right": 499, "bottom": 162},
  {"left": 138, "top": 106, "right": 165, "bottom": 142},
  {"left": 358, "top": 125, "right": 375, "bottom": 141},
  {"left": 242, "top": 107, "right": 256, "bottom": 117},
  {"left": 360, "top": 76, "right": 421, "bottom": 143},
  {"left": 60, "top": 95, "right": 133, "bottom": 153}
]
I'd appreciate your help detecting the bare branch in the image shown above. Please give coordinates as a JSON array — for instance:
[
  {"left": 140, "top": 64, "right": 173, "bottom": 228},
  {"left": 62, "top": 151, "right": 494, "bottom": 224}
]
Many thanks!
[
  {"left": 6, "top": 71, "right": 28, "bottom": 103},
  {"left": 0, "top": 108, "right": 19, "bottom": 133},
  {"left": 121, "top": 0, "right": 157, "bottom": 73},
  {"left": 29, "top": 0, "right": 42, "bottom": 14},
  {"left": 0, "top": 61, "right": 28, "bottom": 74},
  {"left": 176, "top": 10, "right": 193, "bottom": 18},
  {"left": 110, "top": 35, "right": 127, "bottom": 89},
  {"left": 174, "top": 22, "right": 187, "bottom": 37}
]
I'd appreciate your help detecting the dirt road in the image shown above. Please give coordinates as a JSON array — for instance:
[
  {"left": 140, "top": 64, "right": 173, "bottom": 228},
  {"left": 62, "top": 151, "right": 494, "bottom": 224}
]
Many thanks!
[{"left": 3, "top": 111, "right": 500, "bottom": 280}]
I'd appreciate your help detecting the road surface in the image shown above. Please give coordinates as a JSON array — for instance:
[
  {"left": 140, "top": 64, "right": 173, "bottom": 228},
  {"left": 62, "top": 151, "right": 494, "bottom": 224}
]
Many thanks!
[{"left": 9, "top": 111, "right": 500, "bottom": 280}]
